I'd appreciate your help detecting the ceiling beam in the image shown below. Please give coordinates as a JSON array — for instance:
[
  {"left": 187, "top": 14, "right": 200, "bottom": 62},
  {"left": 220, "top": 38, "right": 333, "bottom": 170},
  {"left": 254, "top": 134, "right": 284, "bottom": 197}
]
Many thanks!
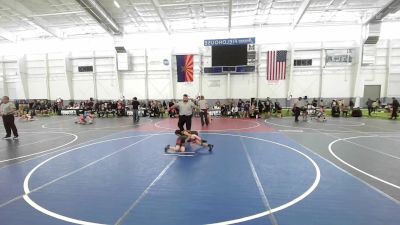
[
  {"left": 0, "top": 28, "right": 17, "bottom": 42},
  {"left": 29, "top": 10, "right": 85, "bottom": 18},
  {"left": 0, "top": 0, "right": 64, "bottom": 39},
  {"left": 150, "top": 0, "right": 170, "bottom": 33},
  {"left": 76, "top": 0, "right": 122, "bottom": 35},
  {"left": 324, "top": 0, "right": 348, "bottom": 23},
  {"left": 292, "top": 0, "right": 312, "bottom": 28},
  {"left": 228, "top": 0, "right": 233, "bottom": 31},
  {"left": 364, "top": 0, "right": 400, "bottom": 24},
  {"left": 160, "top": 1, "right": 229, "bottom": 7}
]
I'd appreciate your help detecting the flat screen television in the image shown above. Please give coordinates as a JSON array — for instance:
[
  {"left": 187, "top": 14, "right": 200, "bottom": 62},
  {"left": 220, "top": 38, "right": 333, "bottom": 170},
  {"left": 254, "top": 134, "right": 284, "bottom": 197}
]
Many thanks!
[{"left": 212, "top": 45, "right": 247, "bottom": 67}]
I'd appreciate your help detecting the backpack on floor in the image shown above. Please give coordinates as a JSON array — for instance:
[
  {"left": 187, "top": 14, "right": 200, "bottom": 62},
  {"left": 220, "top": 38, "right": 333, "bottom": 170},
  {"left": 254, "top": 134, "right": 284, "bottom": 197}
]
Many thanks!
[{"left": 351, "top": 108, "right": 362, "bottom": 117}]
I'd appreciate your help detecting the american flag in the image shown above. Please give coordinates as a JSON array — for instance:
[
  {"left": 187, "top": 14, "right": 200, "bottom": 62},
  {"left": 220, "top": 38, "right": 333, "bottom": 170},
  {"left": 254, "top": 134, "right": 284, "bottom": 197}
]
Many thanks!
[{"left": 267, "top": 50, "right": 287, "bottom": 80}]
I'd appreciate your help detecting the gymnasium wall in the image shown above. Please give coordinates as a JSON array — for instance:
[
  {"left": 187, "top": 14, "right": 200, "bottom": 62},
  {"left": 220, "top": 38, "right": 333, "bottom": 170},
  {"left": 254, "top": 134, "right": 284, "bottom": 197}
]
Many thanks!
[{"left": 0, "top": 23, "right": 400, "bottom": 101}]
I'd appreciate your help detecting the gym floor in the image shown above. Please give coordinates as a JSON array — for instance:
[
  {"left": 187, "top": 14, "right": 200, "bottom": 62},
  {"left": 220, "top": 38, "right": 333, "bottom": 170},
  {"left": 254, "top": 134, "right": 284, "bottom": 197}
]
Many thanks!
[{"left": 0, "top": 115, "right": 399, "bottom": 225}]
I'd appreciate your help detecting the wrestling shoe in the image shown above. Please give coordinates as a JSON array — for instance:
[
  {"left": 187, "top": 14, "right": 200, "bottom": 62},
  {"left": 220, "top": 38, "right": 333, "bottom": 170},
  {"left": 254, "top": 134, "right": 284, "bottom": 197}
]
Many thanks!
[
  {"left": 208, "top": 144, "right": 214, "bottom": 152},
  {"left": 164, "top": 145, "right": 170, "bottom": 153}
]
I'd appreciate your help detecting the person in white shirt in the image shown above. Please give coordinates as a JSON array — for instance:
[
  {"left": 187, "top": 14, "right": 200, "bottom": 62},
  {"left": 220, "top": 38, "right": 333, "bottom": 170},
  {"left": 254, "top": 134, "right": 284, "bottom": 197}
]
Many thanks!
[
  {"left": 173, "top": 94, "right": 196, "bottom": 131},
  {"left": 198, "top": 96, "right": 209, "bottom": 126},
  {"left": 293, "top": 97, "right": 302, "bottom": 122},
  {"left": 231, "top": 106, "right": 239, "bottom": 118},
  {"left": 0, "top": 96, "right": 19, "bottom": 139}
]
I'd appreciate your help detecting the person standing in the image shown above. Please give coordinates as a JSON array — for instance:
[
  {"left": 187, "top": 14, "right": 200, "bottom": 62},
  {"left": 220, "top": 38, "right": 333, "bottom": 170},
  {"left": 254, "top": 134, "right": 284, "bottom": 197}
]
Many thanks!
[
  {"left": 391, "top": 97, "right": 399, "bottom": 120},
  {"left": 132, "top": 97, "right": 140, "bottom": 123},
  {"left": 237, "top": 99, "right": 244, "bottom": 118},
  {"left": 198, "top": 95, "right": 209, "bottom": 126},
  {"left": 0, "top": 96, "right": 19, "bottom": 139},
  {"left": 349, "top": 99, "right": 354, "bottom": 111},
  {"left": 257, "top": 99, "right": 264, "bottom": 115},
  {"left": 366, "top": 98, "right": 373, "bottom": 116},
  {"left": 56, "top": 97, "right": 63, "bottom": 115},
  {"left": 265, "top": 97, "right": 272, "bottom": 118},
  {"left": 173, "top": 94, "right": 196, "bottom": 131},
  {"left": 274, "top": 100, "right": 282, "bottom": 118},
  {"left": 293, "top": 97, "right": 302, "bottom": 122}
]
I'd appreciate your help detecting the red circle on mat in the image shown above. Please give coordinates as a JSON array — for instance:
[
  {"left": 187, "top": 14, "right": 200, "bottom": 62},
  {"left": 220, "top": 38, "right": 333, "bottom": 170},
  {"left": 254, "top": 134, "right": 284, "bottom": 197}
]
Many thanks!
[{"left": 154, "top": 118, "right": 264, "bottom": 132}]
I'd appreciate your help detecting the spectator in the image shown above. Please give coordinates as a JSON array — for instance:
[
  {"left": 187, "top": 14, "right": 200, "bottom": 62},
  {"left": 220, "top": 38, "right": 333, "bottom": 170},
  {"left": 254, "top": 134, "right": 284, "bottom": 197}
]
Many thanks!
[
  {"left": 193, "top": 100, "right": 200, "bottom": 117},
  {"left": 293, "top": 97, "right": 302, "bottom": 122},
  {"left": 372, "top": 100, "right": 379, "bottom": 114},
  {"left": 116, "top": 100, "right": 124, "bottom": 117},
  {"left": 331, "top": 100, "right": 340, "bottom": 117},
  {"left": 158, "top": 101, "right": 166, "bottom": 117},
  {"left": 221, "top": 104, "right": 228, "bottom": 117},
  {"left": 376, "top": 98, "right": 381, "bottom": 108},
  {"left": 132, "top": 97, "right": 140, "bottom": 123},
  {"left": 168, "top": 100, "right": 176, "bottom": 118},
  {"left": 341, "top": 103, "right": 349, "bottom": 117},
  {"left": 265, "top": 97, "right": 272, "bottom": 118},
  {"left": 87, "top": 98, "right": 94, "bottom": 111},
  {"left": 238, "top": 99, "right": 244, "bottom": 118},
  {"left": 249, "top": 102, "right": 259, "bottom": 118},
  {"left": 312, "top": 98, "right": 318, "bottom": 107},
  {"left": 331, "top": 99, "right": 337, "bottom": 108},
  {"left": 349, "top": 99, "right": 354, "bottom": 111},
  {"left": 215, "top": 99, "right": 221, "bottom": 107},
  {"left": 390, "top": 97, "right": 399, "bottom": 120},
  {"left": 274, "top": 100, "right": 282, "bottom": 118},
  {"left": 366, "top": 98, "right": 373, "bottom": 116},
  {"left": 244, "top": 100, "right": 250, "bottom": 118},
  {"left": 257, "top": 99, "right": 264, "bottom": 115},
  {"left": 231, "top": 105, "right": 239, "bottom": 118}
]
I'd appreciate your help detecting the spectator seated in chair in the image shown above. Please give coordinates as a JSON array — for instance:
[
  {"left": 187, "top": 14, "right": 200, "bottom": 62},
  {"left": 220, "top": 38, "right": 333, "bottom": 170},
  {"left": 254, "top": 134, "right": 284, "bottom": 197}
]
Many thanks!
[
  {"left": 249, "top": 103, "right": 259, "bottom": 118},
  {"left": 231, "top": 106, "right": 239, "bottom": 118},
  {"left": 116, "top": 101, "right": 125, "bottom": 117},
  {"left": 41, "top": 107, "right": 50, "bottom": 116},
  {"left": 159, "top": 105, "right": 166, "bottom": 118},
  {"left": 143, "top": 108, "right": 148, "bottom": 117},
  {"left": 220, "top": 105, "right": 228, "bottom": 117},
  {"left": 341, "top": 104, "right": 349, "bottom": 117},
  {"left": 98, "top": 104, "right": 105, "bottom": 118},
  {"left": 149, "top": 105, "right": 159, "bottom": 117},
  {"left": 331, "top": 105, "right": 341, "bottom": 117},
  {"left": 106, "top": 103, "right": 116, "bottom": 117}
]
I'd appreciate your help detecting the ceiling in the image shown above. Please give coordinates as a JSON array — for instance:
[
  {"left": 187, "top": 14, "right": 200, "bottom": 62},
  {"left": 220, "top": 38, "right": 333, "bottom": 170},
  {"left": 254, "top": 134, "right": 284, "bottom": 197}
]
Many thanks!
[{"left": 0, "top": 0, "right": 399, "bottom": 42}]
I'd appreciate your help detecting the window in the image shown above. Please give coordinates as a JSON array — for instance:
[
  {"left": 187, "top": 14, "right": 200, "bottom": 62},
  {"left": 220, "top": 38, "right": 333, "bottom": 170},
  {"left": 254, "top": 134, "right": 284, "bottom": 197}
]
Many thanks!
[{"left": 294, "top": 59, "right": 312, "bottom": 66}]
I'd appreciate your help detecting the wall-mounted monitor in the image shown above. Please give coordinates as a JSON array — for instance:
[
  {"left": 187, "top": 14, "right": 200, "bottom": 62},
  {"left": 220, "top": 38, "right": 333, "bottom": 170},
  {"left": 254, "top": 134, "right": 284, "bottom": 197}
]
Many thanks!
[{"left": 212, "top": 45, "right": 248, "bottom": 67}]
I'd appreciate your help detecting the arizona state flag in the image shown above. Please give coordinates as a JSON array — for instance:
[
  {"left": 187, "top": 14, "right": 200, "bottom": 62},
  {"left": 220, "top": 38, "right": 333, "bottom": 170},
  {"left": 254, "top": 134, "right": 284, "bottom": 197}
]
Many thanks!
[{"left": 176, "top": 55, "right": 193, "bottom": 82}]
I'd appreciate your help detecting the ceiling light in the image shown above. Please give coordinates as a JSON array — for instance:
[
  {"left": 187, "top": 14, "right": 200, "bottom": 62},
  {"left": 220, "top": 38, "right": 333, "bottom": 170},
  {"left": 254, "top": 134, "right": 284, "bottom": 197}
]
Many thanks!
[{"left": 114, "top": 0, "right": 120, "bottom": 8}]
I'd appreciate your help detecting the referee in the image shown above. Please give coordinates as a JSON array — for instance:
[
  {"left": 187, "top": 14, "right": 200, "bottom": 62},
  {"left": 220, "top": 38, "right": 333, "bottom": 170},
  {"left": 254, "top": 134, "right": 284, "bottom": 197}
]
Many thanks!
[
  {"left": 174, "top": 94, "right": 196, "bottom": 131},
  {"left": 0, "top": 96, "right": 19, "bottom": 140},
  {"left": 198, "top": 95, "right": 209, "bottom": 126}
]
